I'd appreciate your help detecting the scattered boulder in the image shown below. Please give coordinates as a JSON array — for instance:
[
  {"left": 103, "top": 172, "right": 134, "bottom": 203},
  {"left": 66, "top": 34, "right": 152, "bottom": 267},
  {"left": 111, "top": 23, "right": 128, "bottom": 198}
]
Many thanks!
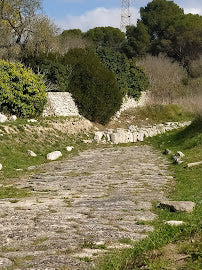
[
  {"left": 0, "top": 113, "right": 7, "bottom": 123},
  {"left": 163, "top": 149, "right": 171, "bottom": 155},
  {"left": 27, "top": 119, "right": 37, "bottom": 123},
  {"left": 66, "top": 146, "right": 74, "bottom": 152},
  {"left": 176, "top": 151, "right": 185, "bottom": 158},
  {"left": 27, "top": 150, "right": 37, "bottom": 157},
  {"left": 158, "top": 201, "right": 196, "bottom": 213},
  {"left": 187, "top": 161, "right": 202, "bottom": 168},
  {"left": 47, "top": 151, "right": 62, "bottom": 161},
  {"left": 173, "top": 156, "right": 183, "bottom": 165},
  {"left": 0, "top": 164, "right": 2, "bottom": 170},
  {"left": 27, "top": 166, "right": 36, "bottom": 170},
  {"left": 165, "top": 220, "right": 185, "bottom": 226},
  {"left": 10, "top": 115, "right": 17, "bottom": 121},
  {"left": 94, "top": 131, "right": 103, "bottom": 143}
]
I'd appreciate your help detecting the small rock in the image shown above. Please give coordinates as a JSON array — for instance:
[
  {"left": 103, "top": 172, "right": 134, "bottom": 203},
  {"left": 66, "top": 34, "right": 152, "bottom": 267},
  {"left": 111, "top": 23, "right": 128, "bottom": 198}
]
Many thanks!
[
  {"left": 173, "top": 156, "right": 183, "bottom": 165},
  {"left": 66, "top": 146, "right": 74, "bottom": 152},
  {"left": 163, "top": 149, "right": 171, "bottom": 155},
  {"left": 94, "top": 131, "right": 103, "bottom": 143},
  {"left": 47, "top": 151, "right": 62, "bottom": 161},
  {"left": 27, "top": 119, "right": 37, "bottom": 123},
  {"left": 27, "top": 150, "right": 37, "bottom": 157},
  {"left": 27, "top": 166, "right": 36, "bottom": 170},
  {"left": 16, "top": 169, "right": 23, "bottom": 171},
  {"left": 176, "top": 151, "right": 185, "bottom": 158},
  {"left": 158, "top": 201, "right": 196, "bottom": 212},
  {"left": 0, "top": 164, "right": 2, "bottom": 170},
  {"left": 10, "top": 115, "right": 17, "bottom": 121},
  {"left": 165, "top": 220, "right": 185, "bottom": 226},
  {"left": 0, "top": 113, "right": 7, "bottom": 123}
]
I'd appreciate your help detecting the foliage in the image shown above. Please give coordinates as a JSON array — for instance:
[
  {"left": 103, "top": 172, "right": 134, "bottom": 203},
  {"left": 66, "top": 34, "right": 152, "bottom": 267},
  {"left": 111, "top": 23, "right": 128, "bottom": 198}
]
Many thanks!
[
  {"left": 0, "top": 60, "right": 46, "bottom": 117},
  {"left": 165, "top": 14, "right": 202, "bottom": 70},
  {"left": 138, "top": 54, "right": 188, "bottom": 104},
  {"left": 95, "top": 116, "right": 202, "bottom": 270},
  {"left": 140, "top": 0, "right": 184, "bottom": 55},
  {"left": 96, "top": 48, "right": 148, "bottom": 99},
  {"left": 59, "top": 29, "right": 89, "bottom": 53},
  {"left": 84, "top": 26, "right": 125, "bottom": 49},
  {"left": 22, "top": 53, "right": 71, "bottom": 91},
  {"left": 67, "top": 49, "right": 122, "bottom": 124},
  {"left": 122, "top": 21, "right": 150, "bottom": 58}
]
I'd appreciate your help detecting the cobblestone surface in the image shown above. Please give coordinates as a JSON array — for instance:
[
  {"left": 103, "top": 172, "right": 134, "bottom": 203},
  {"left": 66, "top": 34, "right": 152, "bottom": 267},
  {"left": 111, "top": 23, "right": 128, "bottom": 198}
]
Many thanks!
[{"left": 0, "top": 145, "right": 171, "bottom": 269}]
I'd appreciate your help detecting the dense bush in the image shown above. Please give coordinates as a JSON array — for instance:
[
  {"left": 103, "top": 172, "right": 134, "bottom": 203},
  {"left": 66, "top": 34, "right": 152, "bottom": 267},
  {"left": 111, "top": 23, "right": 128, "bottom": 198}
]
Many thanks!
[
  {"left": 96, "top": 48, "right": 149, "bottom": 99},
  {"left": 0, "top": 60, "right": 46, "bottom": 117},
  {"left": 67, "top": 49, "right": 122, "bottom": 124},
  {"left": 22, "top": 53, "right": 71, "bottom": 92}
]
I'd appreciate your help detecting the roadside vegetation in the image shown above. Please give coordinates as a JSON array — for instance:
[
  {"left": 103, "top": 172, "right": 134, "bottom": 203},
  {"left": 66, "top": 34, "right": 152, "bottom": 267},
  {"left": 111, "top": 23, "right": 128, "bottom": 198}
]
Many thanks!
[{"left": 94, "top": 117, "right": 202, "bottom": 270}]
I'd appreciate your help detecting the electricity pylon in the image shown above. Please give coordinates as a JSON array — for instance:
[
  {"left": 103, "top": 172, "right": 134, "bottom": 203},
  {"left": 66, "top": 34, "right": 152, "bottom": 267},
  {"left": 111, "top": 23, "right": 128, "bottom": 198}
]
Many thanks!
[{"left": 120, "top": 0, "right": 132, "bottom": 32}]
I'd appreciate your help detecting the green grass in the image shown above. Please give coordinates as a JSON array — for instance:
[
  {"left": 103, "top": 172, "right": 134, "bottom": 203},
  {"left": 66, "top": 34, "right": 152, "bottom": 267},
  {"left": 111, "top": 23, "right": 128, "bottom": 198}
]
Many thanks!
[
  {"left": 0, "top": 117, "right": 96, "bottom": 188},
  {"left": 94, "top": 116, "right": 202, "bottom": 270}
]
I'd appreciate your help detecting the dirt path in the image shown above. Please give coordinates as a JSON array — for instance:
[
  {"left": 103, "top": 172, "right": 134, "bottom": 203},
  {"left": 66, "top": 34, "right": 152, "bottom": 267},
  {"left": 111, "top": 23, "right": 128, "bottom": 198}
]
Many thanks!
[{"left": 0, "top": 145, "right": 171, "bottom": 269}]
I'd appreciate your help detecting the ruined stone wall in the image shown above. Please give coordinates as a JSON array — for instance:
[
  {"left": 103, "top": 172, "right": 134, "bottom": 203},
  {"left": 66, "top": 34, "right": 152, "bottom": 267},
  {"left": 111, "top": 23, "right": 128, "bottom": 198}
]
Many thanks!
[{"left": 43, "top": 91, "right": 149, "bottom": 117}]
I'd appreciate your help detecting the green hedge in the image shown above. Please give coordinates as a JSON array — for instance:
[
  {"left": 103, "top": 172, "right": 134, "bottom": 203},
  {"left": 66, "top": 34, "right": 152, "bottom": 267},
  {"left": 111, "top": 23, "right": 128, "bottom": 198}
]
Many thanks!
[
  {"left": 0, "top": 60, "right": 47, "bottom": 117},
  {"left": 67, "top": 49, "right": 122, "bottom": 124}
]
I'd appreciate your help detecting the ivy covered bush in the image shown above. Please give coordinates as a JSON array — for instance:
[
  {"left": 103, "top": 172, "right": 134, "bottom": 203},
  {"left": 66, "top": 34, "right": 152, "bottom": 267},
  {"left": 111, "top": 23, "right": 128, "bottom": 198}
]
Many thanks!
[
  {"left": 67, "top": 49, "right": 122, "bottom": 124},
  {"left": 96, "top": 48, "right": 149, "bottom": 99},
  {"left": 0, "top": 60, "right": 47, "bottom": 117}
]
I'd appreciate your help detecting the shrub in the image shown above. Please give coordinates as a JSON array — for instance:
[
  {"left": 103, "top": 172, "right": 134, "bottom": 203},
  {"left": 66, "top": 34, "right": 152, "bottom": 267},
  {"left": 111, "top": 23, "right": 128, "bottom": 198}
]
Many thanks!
[
  {"left": 96, "top": 48, "right": 149, "bottom": 99},
  {"left": 67, "top": 49, "right": 122, "bottom": 124},
  {"left": 0, "top": 60, "right": 47, "bottom": 117},
  {"left": 22, "top": 53, "right": 71, "bottom": 92},
  {"left": 138, "top": 54, "right": 188, "bottom": 104}
]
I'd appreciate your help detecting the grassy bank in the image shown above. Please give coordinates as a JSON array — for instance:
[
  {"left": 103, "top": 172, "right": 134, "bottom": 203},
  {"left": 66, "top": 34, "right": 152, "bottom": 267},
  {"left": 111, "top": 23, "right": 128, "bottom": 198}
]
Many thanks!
[
  {"left": 0, "top": 116, "right": 96, "bottom": 198},
  {"left": 95, "top": 117, "right": 202, "bottom": 270}
]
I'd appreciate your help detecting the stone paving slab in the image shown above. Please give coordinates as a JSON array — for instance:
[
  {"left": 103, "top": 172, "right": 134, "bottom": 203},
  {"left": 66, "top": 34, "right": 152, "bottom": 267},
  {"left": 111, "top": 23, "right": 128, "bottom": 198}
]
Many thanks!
[{"left": 0, "top": 145, "right": 171, "bottom": 269}]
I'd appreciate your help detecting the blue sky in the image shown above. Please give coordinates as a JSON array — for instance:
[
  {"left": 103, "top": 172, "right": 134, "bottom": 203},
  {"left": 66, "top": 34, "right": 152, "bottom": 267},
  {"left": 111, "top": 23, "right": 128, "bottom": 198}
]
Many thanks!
[{"left": 42, "top": 0, "right": 202, "bottom": 32}]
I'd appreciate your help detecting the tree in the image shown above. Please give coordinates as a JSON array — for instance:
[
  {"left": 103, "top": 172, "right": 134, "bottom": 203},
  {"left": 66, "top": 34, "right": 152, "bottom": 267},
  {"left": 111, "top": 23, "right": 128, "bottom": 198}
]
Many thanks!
[
  {"left": 166, "top": 14, "right": 202, "bottom": 71},
  {"left": 26, "top": 15, "right": 59, "bottom": 56},
  {"left": 84, "top": 26, "right": 125, "bottom": 49},
  {"left": 59, "top": 29, "right": 88, "bottom": 53},
  {"left": 139, "top": 0, "right": 184, "bottom": 55},
  {"left": 66, "top": 49, "right": 123, "bottom": 124},
  {"left": 0, "top": 0, "right": 41, "bottom": 50},
  {"left": 96, "top": 47, "right": 149, "bottom": 99},
  {"left": 121, "top": 21, "right": 150, "bottom": 58}
]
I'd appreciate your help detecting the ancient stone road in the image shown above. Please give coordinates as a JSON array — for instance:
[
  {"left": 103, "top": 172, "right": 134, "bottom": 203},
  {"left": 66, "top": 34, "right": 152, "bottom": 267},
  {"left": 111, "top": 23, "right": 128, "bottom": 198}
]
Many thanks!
[{"left": 0, "top": 145, "right": 171, "bottom": 269}]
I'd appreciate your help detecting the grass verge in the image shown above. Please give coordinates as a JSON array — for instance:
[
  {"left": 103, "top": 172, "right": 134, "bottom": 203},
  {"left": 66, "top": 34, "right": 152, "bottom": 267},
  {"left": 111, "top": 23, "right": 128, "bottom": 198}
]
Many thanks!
[{"left": 94, "top": 116, "right": 202, "bottom": 270}]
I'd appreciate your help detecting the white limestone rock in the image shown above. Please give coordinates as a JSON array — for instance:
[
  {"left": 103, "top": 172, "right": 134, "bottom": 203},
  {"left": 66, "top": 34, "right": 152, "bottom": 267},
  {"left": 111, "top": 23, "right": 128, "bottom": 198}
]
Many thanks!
[
  {"left": 10, "top": 115, "right": 17, "bottom": 121},
  {"left": 47, "top": 151, "right": 62, "bottom": 161},
  {"left": 176, "top": 151, "right": 185, "bottom": 158},
  {"left": 158, "top": 201, "right": 196, "bottom": 213},
  {"left": 27, "top": 119, "right": 37, "bottom": 123},
  {"left": 66, "top": 146, "right": 74, "bottom": 152},
  {"left": 27, "top": 150, "right": 37, "bottom": 157},
  {"left": 94, "top": 131, "right": 104, "bottom": 143},
  {"left": 0, "top": 164, "right": 2, "bottom": 170},
  {"left": 165, "top": 220, "right": 185, "bottom": 226},
  {"left": 0, "top": 113, "right": 7, "bottom": 123}
]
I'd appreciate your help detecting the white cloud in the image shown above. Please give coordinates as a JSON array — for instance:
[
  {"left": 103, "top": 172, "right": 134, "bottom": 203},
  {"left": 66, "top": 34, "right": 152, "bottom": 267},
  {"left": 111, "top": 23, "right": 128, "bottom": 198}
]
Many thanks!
[
  {"left": 55, "top": 7, "right": 139, "bottom": 32},
  {"left": 184, "top": 8, "right": 202, "bottom": 15}
]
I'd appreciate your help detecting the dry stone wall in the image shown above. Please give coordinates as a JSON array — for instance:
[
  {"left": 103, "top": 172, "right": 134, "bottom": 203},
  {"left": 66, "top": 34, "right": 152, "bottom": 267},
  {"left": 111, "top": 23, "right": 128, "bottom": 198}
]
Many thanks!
[
  {"left": 42, "top": 92, "right": 149, "bottom": 117},
  {"left": 43, "top": 92, "right": 80, "bottom": 117},
  {"left": 94, "top": 121, "right": 191, "bottom": 144}
]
